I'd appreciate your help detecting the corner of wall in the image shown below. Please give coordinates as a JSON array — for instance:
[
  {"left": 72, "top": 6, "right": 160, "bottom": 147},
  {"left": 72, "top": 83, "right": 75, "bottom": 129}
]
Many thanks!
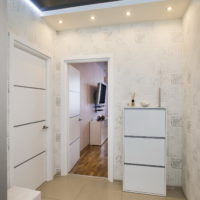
[{"left": 182, "top": 0, "right": 200, "bottom": 199}]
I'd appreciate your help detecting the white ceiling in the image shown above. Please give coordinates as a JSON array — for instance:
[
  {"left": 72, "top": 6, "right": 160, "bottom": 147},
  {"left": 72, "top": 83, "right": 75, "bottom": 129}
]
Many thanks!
[{"left": 43, "top": 0, "right": 190, "bottom": 31}]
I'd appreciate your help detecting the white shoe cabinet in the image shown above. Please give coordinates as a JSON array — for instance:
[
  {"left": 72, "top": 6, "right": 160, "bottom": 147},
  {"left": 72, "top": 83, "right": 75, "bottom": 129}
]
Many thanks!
[{"left": 123, "top": 108, "right": 166, "bottom": 196}]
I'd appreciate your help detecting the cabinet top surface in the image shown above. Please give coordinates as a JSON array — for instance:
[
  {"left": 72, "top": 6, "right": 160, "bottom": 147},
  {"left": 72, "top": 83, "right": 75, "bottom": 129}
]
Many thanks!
[{"left": 124, "top": 107, "right": 166, "bottom": 110}]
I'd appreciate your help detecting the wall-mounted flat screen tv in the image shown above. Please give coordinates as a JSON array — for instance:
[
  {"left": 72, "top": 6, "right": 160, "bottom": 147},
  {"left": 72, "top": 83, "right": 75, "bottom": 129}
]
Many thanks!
[{"left": 95, "top": 82, "right": 107, "bottom": 105}]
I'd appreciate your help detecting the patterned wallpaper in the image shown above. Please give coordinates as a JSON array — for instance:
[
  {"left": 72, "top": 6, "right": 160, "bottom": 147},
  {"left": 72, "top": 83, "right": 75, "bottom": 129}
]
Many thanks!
[
  {"left": 55, "top": 21, "right": 184, "bottom": 186},
  {"left": 8, "top": 0, "right": 56, "bottom": 54},
  {"left": 182, "top": 0, "right": 200, "bottom": 199}
]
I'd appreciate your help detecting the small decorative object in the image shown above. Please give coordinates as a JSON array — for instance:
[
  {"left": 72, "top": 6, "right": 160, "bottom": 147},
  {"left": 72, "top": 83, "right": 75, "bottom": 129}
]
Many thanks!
[
  {"left": 131, "top": 92, "right": 135, "bottom": 107},
  {"left": 140, "top": 101, "right": 150, "bottom": 107}
]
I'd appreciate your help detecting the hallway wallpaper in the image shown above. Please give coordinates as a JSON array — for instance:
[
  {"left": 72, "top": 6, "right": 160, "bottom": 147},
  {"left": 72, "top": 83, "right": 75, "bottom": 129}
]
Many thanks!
[
  {"left": 8, "top": 0, "right": 56, "bottom": 53},
  {"left": 182, "top": 0, "right": 200, "bottom": 199},
  {"left": 55, "top": 20, "right": 184, "bottom": 186}
]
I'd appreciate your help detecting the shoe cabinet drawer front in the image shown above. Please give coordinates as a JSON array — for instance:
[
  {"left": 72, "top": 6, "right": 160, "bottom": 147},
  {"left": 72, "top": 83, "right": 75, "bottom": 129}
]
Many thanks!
[
  {"left": 124, "top": 137, "right": 165, "bottom": 166},
  {"left": 123, "top": 164, "right": 166, "bottom": 196},
  {"left": 124, "top": 109, "right": 166, "bottom": 137}
]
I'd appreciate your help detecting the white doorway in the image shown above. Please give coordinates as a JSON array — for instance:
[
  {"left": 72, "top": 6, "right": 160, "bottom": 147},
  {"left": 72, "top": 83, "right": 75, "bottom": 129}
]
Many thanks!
[
  {"left": 60, "top": 56, "right": 114, "bottom": 182},
  {"left": 8, "top": 35, "right": 53, "bottom": 189}
]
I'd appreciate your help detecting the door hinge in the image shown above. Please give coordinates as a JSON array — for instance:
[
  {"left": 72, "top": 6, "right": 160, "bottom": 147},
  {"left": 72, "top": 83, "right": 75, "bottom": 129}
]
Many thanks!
[
  {"left": 7, "top": 138, "right": 10, "bottom": 151},
  {"left": 8, "top": 82, "right": 10, "bottom": 93}
]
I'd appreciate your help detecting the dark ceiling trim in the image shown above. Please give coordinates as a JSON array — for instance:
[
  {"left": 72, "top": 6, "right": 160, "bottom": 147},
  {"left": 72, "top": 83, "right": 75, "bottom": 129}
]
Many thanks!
[
  {"left": 30, "top": 0, "right": 42, "bottom": 10},
  {"left": 31, "top": 0, "right": 121, "bottom": 11}
]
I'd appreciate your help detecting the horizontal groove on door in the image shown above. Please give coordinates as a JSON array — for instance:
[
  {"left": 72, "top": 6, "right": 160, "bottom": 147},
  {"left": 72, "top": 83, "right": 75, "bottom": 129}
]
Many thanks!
[
  {"left": 70, "top": 114, "right": 80, "bottom": 119},
  {"left": 14, "top": 151, "right": 46, "bottom": 168},
  {"left": 124, "top": 163, "right": 165, "bottom": 168},
  {"left": 124, "top": 135, "right": 165, "bottom": 139},
  {"left": 14, "top": 120, "right": 45, "bottom": 128},
  {"left": 14, "top": 85, "right": 46, "bottom": 90},
  {"left": 69, "top": 137, "right": 80, "bottom": 146}
]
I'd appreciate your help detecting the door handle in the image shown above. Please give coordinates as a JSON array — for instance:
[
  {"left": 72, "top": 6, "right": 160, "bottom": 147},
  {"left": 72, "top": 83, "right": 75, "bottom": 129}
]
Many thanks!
[{"left": 42, "top": 125, "right": 49, "bottom": 130}]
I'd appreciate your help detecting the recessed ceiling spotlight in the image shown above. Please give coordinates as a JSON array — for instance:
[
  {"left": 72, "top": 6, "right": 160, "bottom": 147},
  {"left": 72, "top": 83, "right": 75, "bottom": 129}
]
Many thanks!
[
  {"left": 167, "top": 6, "right": 173, "bottom": 12},
  {"left": 58, "top": 20, "right": 63, "bottom": 24},
  {"left": 126, "top": 11, "right": 131, "bottom": 16},
  {"left": 90, "top": 15, "right": 96, "bottom": 20}
]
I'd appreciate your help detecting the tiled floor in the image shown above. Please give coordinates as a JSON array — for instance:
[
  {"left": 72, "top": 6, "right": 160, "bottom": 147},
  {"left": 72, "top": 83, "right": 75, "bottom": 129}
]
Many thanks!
[{"left": 38, "top": 174, "right": 186, "bottom": 200}]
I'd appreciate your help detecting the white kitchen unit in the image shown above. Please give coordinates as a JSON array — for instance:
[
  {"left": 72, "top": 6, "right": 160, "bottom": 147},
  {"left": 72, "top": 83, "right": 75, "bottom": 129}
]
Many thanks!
[
  {"left": 90, "top": 119, "right": 108, "bottom": 145},
  {"left": 123, "top": 108, "right": 166, "bottom": 196}
]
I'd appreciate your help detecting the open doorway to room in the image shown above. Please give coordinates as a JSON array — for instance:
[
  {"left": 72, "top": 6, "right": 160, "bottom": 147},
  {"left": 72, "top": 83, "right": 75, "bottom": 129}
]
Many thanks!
[
  {"left": 60, "top": 56, "right": 114, "bottom": 182},
  {"left": 68, "top": 61, "right": 108, "bottom": 178}
]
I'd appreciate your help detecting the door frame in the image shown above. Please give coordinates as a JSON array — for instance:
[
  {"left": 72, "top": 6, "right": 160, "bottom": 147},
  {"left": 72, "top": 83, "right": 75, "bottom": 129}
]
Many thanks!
[
  {"left": 60, "top": 55, "right": 114, "bottom": 182},
  {"left": 8, "top": 33, "right": 53, "bottom": 187}
]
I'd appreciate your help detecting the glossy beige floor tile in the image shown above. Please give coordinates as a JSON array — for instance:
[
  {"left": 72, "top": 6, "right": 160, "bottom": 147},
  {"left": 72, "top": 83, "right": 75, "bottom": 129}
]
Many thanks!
[
  {"left": 167, "top": 187, "right": 185, "bottom": 199},
  {"left": 38, "top": 175, "right": 91, "bottom": 200},
  {"left": 122, "top": 187, "right": 186, "bottom": 200},
  {"left": 74, "top": 180, "right": 122, "bottom": 200},
  {"left": 122, "top": 192, "right": 165, "bottom": 200},
  {"left": 38, "top": 174, "right": 185, "bottom": 200}
]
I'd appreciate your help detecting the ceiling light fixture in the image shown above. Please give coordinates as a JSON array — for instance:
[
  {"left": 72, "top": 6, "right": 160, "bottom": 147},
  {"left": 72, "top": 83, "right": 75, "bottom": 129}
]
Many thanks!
[
  {"left": 126, "top": 11, "right": 131, "bottom": 16},
  {"left": 90, "top": 15, "right": 96, "bottom": 20},
  {"left": 58, "top": 20, "right": 63, "bottom": 24},
  {"left": 167, "top": 6, "right": 173, "bottom": 12}
]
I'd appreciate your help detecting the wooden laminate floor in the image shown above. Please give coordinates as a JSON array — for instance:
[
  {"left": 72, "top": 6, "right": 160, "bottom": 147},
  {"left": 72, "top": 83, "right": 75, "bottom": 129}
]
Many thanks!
[{"left": 70, "top": 140, "right": 108, "bottom": 177}]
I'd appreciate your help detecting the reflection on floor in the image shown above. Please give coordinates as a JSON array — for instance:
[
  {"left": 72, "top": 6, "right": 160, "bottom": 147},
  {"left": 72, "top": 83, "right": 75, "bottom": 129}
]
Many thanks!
[
  {"left": 38, "top": 174, "right": 186, "bottom": 200},
  {"left": 70, "top": 140, "right": 108, "bottom": 177}
]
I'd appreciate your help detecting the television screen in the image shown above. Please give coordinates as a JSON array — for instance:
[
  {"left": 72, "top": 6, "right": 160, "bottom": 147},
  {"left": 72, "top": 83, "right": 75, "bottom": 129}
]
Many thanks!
[
  {"left": 99, "top": 84, "right": 106, "bottom": 104},
  {"left": 96, "top": 83, "right": 106, "bottom": 105}
]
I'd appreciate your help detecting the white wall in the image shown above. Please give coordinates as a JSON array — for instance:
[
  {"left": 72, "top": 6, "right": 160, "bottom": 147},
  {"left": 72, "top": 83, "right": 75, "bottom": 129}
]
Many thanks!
[
  {"left": 182, "top": 0, "right": 200, "bottom": 199},
  {"left": 0, "top": 0, "right": 8, "bottom": 198},
  {"left": 55, "top": 20, "right": 184, "bottom": 186},
  {"left": 72, "top": 62, "right": 108, "bottom": 151}
]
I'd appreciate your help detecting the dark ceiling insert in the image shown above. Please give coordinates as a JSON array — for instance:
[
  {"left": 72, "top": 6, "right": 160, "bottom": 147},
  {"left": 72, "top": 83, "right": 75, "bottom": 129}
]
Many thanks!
[{"left": 31, "top": 0, "right": 121, "bottom": 11}]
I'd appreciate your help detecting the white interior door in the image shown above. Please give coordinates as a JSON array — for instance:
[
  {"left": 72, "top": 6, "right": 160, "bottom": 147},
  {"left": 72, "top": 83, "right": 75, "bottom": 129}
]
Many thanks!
[
  {"left": 68, "top": 65, "right": 80, "bottom": 171},
  {"left": 10, "top": 43, "right": 48, "bottom": 189}
]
